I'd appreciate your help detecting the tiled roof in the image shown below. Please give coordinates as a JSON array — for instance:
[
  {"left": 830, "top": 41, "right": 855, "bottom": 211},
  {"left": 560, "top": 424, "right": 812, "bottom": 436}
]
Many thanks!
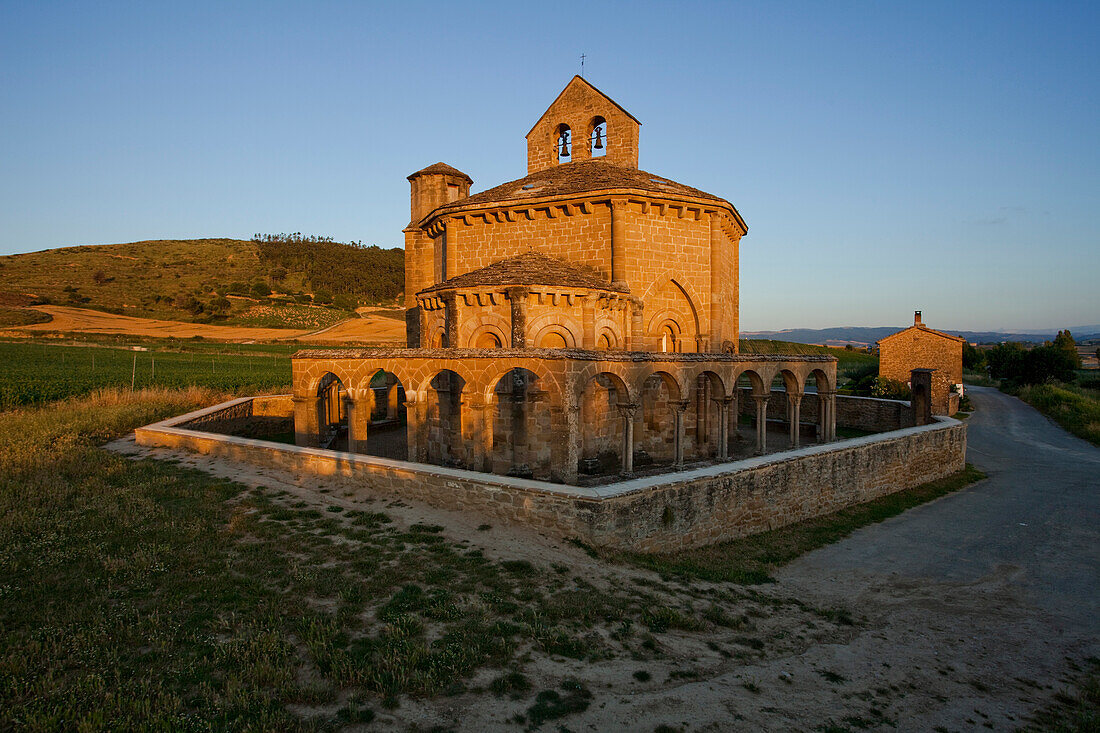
[
  {"left": 407, "top": 162, "right": 473, "bottom": 183},
  {"left": 428, "top": 160, "right": 728, "bottom": 218},
  {"left": 418, "top": 251, "right": 627, "bottom": 294},
  {"left": 878, "top": 325, "right": 967, "bottom": 344}
]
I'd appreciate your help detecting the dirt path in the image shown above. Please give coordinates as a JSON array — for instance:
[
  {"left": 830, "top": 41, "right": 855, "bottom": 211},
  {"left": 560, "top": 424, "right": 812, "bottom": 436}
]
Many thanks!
[
  {"left": 16, "top": 305, "right": 312, "bottom": 340},
  {"left": 12, "top": 305, "right": 405, "bottom": 344},
  {"left": 112, "top": 387, "right": 1099, "bottom": 730}
]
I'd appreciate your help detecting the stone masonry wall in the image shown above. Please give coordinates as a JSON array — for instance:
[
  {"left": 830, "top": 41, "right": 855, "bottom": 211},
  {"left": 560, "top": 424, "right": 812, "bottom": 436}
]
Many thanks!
[
  {"left": 138, "top": 396, "right": 965, "bottom": 553},
  {"left": 879, "top": 327, "right": 964, "bottom": 415}
]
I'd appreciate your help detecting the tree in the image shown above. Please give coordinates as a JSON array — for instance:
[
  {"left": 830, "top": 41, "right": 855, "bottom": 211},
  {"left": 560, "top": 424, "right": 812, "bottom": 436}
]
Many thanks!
[
  {"left": 92, "top": 270, "right": 109, "bottom": 285},
  {"left": 250, "top": 281, "right": 272, "bottom": 298},
  {"left": 1052, "top": 330, "right": 1082, "bottom": 369},
  {"left": 963, "top": 342, "right": 986, "bottom": 371}
]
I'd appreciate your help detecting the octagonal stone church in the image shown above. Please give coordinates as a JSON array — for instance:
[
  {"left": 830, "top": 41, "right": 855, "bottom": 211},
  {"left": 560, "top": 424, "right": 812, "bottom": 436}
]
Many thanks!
[{"left": 291, "top": 77, "right": 837, "bottom": 485}]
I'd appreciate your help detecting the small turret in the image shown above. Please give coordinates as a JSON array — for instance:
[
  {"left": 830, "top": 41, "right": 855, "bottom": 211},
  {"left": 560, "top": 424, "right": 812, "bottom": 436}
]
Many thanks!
[{"left": 407, "top": 163, "right": 472, "bottom": 224}]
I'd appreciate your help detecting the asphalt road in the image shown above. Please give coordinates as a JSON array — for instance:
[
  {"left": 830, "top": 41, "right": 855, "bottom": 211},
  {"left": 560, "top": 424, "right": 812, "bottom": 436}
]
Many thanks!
[
  {"left": 783, "top": 386, "right": 1099, "bottom": 628},
  {"left": 774, "top": 385, "right": 1100, "bottom": 728}
]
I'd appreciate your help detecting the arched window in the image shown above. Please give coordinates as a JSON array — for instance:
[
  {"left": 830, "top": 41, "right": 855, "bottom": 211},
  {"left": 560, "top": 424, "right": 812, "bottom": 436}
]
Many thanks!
[
  {"left": 597, "top": 332, "right": 613, "bottom": 350},
  {"left": 589, "top": 116, "right": 607, "bottom": 158},
  {"left": 475, "top": 331, "right": 502, "bottom": 349},
  {"left": 539, "top": 331, "right": 569, "bottom": 349},
  {"left": 556, "top": 123, "right": 572, "bottom": 163},
  {"left": 660, "top": 324, "right": 677, "bottom": 353}
]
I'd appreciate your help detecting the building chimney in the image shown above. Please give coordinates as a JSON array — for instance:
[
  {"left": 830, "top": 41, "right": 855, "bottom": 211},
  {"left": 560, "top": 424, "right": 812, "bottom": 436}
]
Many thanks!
[{"left": 914, "top": 310, "right": 923, "bottom": 327}]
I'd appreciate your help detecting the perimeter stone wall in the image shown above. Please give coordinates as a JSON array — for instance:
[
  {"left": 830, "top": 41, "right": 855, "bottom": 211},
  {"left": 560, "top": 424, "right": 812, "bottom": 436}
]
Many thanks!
[{"left": 137, "top": 396, "right": 965, "bottom": 552}]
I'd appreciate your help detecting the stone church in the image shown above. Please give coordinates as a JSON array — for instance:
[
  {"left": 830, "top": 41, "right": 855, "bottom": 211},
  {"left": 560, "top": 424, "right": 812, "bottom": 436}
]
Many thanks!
[{"left": 290, "top": 77, "right": 837, "bottom": 485}]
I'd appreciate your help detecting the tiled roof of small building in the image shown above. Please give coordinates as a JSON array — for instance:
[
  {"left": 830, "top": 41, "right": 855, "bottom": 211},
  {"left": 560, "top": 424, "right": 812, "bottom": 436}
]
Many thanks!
[
  {"left": 428, "top": 160, "right": 727, "bottom": 218},
  {"left": 407, "top": 162, "right": 473, "bottom": 183},
  {"left": 418, "top": 251, "right": 627, "bottom": 294},
  {"left": 878, "top": 324, "right": 967, "bottom": 344}
]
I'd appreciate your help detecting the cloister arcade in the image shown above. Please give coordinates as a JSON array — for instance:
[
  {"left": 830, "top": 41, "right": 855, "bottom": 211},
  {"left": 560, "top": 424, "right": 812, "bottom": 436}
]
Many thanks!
[{"left": 292, "top": 349, "right": 836, "bottom": 486}]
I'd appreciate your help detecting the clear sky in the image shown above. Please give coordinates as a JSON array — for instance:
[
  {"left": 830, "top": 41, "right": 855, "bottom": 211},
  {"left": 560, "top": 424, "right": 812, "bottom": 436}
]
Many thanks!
[{"left": 2, "top": 1, "right": 1097, "bottom": 331}]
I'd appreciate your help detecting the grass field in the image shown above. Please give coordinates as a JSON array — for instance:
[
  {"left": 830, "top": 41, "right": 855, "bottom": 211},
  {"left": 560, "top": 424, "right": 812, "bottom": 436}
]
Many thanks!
[
  {"left": 0, "top": 341, "right": 292, "bottom": 408},
  {"left": 0, "top": 388, "right": 850, "bottom": 730}
]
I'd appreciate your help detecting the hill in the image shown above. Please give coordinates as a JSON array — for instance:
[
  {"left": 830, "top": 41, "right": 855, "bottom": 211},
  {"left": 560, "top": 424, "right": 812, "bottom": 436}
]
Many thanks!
[{"left": 0, "top": 237, "right": 405, "bottom": 328}]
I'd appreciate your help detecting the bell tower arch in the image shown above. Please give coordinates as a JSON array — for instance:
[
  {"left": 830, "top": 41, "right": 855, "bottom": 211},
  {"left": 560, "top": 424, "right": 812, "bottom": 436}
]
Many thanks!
[{"left": 526, "top": 76, "right": 640, "bottom": 173}]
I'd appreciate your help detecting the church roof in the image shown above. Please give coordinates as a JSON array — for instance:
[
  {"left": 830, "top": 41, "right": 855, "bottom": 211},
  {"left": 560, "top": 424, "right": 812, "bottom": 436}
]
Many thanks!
[
  {"left": 418, "top": 251, "right": 627, "bottom": 294},
  {"left": 427, "top": 159, "right": 732, "bottom": 218},
  {"left": 407, "top": 162, "right": 473, "bottom": 183}
]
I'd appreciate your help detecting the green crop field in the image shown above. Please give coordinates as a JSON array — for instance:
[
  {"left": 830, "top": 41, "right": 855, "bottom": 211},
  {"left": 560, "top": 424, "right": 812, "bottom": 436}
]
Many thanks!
[{"left": 0, "top": 341, "right": 292, "bottom": 408}]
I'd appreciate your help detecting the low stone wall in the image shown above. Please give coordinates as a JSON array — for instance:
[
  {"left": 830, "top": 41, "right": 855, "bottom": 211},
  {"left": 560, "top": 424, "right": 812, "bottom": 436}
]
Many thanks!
[
  {"left": 736, "top": 389, "right": 912, "bottom": 434},
  {"left": 135, "top": 395, "right": 966, "bottom": 552},
  {"left": 179, "top": 394, "right": 294, "bottom": 439},
  {"left": 835, "top": 395, "right": 913, "bottom": 432}
]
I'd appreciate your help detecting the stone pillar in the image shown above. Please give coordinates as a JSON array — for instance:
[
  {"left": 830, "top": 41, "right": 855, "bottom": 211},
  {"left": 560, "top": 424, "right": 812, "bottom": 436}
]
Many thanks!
[
  {"left": 709, "top": 211, "right": 723, "bottom": 350},
  {"left": 627, "top": 300, "right": 644, "bottom": 351},
  {"left": 404, "top": 394, "right": 425, "bottom": 462},
  {"left": 549, "top": 384, "right": 580, "bottom": 484},
  {"left": 462, "top": 394, "right": 493, "bottom": 472},
  {"left": 611, "top": 199, "right": 627, "bottom": 288},
  {"left": 827, "top": 392, "right": 837, "bottom": 441},
  {"left": 443, "top": 220, "right": 455, "bottom": 283},
  {"left": 506, "top": 286, "right": 529, "bottom": 348},
  {"left": 787, "top": 392, "right": 802, "bottom": 449},
  {"left": 911, "top": 369, "right": 935, "bottom": 426},
  {"left": 753, "top": 394, "right": 769, "bottom": 455},
  {"left": 581, "top": 297, "right": 596, "bottom": 349},
  {"left": 728, "top": 391, "right": 739, "bottom": 449},
  {"left": 387, "top": 383, "right": 401, "bottom": 420},
  {"left": 617, "top": 403, "right": 638, "bottom": 475},
  {"left": 345, "top": 389, "right": 374, "bottom": 454},
  {"left": 441, "top": 293, "right": 458, "bottom": 348},
  {"left": 713, "top": 397, "right": 732, "bottom": 460},
  {"left": 672, "top": 400, "right": 689, "bottom": 468},
  {"left": 293, "top": 395, "right": 320, "bottom": 448}
]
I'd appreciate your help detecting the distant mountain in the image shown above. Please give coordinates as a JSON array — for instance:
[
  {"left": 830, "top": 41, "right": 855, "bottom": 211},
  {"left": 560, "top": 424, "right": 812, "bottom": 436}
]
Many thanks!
[{"left": 742, "top": 326, "right": 1100, "bottom": 346}]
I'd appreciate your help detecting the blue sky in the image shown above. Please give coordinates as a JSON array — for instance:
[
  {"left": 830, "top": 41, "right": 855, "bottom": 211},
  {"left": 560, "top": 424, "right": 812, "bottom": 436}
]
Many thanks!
[{"left": 1, "top": 1, "right": 1097, "bottom": 331}]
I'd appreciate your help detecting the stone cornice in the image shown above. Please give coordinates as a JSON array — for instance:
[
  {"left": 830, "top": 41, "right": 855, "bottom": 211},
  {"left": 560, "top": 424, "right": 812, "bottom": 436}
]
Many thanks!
[{"left": 417, "top": 189, "right": 747, "bottom": 238}]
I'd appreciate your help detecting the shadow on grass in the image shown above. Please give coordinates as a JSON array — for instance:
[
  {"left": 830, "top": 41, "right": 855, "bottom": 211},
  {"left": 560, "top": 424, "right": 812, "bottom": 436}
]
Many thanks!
[{"left": 606, "top": 464, "right": 987, "bottom": 584}]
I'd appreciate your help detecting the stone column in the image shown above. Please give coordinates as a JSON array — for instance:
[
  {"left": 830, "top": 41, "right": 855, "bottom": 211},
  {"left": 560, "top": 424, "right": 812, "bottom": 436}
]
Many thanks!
[
  {"left": 292, "top": 395, "right": 320, "bottom": 448},
  {"left": 787, "top": 392, "right": 802, "bottom": 449},
  {"left": 441, "top": 292, "right": 458, "bottom": 348},
  {"left": 617, "top": 403, "right": 638, "bottom": 475},
  {"left": 443, "top": 220, "right": 455, "bottom": 283},
  {"left": 627, "top": 300, "right": 644, "bottom": 351},
  {"left": 728, "top": 392, "right": 739, "bottom": 451},
  {"left": 403, "top": 394, "right": 424, "bottom": 462},
  {"left": 462, "top": 394, "right": 493, "bottom": 472},
  {"left": 708, "top": 211, "right": 723, "bottom": 350},
  {"left": 753, "top": 394, "right": 769, "bottom": 455},
  {"left": 505, "top": 286, "right": 529, "bottom": 348},
  {"left": 345, "top": 389, "right": 374, "bottom": 454},
  {"left": 672, "top": 400, "right": 689, "bottom": 468},
  {"left": 581, "top": 296, "right": 596, "bottom": 349},
  {"left": 713, "top": 397, "right": 732, "bottom": 460},
  {"left": 824, "top": 391, "right": 837, "bottom": 441},
  {"left": 387, "top": 384, "right": 401, "bottom": 420},
  {"left": 549, "top": 384, "right": 580, "bottom": 484},
  {"left": 611, "top": 199, "right": 627, "bottom": 288}
]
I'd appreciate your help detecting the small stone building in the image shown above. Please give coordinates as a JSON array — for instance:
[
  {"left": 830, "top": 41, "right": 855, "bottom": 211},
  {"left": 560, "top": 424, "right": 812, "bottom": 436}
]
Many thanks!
[
  {"left": 291, "top": 77, "right": 838, "bottom": 484},
  {"left": 878, "top": 312, "right": 964, "bottom": 415}
]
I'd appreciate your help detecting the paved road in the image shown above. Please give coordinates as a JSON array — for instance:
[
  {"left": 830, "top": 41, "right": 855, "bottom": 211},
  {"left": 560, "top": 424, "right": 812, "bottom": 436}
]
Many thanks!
[
  {"left": 783, "top": 386, "right": 1099, "bottom": 628},
  {"left": 774, "top": 385, "right": 1099, "bottom": 728}
]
